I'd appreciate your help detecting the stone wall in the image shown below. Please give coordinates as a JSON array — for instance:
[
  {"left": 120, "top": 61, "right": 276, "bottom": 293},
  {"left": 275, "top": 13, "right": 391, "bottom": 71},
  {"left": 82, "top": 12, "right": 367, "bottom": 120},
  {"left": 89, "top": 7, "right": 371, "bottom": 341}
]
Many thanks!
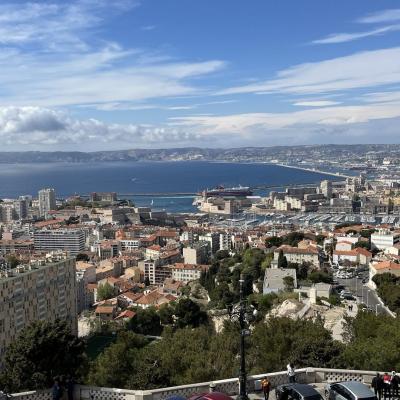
[{"left": 9, "top": 368, "right": 379, "bottom": 400}]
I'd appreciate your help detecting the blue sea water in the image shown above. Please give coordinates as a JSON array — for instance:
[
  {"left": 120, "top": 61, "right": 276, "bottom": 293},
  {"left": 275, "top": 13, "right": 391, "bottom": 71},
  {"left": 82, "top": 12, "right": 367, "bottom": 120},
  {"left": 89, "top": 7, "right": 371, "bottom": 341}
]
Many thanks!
[{"left": 0, "top": 161, "right": 340, "bottom": 213}]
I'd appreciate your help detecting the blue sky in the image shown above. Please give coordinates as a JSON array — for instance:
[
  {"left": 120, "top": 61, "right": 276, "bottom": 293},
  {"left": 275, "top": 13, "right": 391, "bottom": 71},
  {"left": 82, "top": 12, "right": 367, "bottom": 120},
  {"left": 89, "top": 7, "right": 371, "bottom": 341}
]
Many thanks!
[{"left": 2, "top": 0, "right": 400, "bottom": 150}]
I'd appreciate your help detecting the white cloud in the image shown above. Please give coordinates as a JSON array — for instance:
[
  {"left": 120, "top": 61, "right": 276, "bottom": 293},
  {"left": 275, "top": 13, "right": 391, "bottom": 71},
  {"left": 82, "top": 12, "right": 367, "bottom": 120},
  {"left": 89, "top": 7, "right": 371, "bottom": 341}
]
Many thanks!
[
  {"left": 0, "top": 106, "right": 200, "bottom": 148},
  {"left": 358, "top": 9, "right": 400, "bottom": 24},
  {"left": 169, "top": 101, "right": 400, "bottom": 136},
  {"left": 293, "top": 100, "right": 341, "bottom": 107},
  {"left": 141, "top": 25, "right": 156, "bottom": 31},
  {"left": 220, "top": 47, "right": 400, "bottom": 96},
  {"left": 312, "top": 25, "right": 400, "bottom": 44}
]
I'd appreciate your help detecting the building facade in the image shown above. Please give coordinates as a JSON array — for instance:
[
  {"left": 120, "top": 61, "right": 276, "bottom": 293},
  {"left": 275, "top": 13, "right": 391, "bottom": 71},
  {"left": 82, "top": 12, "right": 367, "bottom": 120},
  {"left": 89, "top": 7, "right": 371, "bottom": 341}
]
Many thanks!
[
  {"left": 0, "top": 253, "right": 77, "bottom": 362},
  {"left": 34, "top": 229, "right": 85, "bottom": 256}
]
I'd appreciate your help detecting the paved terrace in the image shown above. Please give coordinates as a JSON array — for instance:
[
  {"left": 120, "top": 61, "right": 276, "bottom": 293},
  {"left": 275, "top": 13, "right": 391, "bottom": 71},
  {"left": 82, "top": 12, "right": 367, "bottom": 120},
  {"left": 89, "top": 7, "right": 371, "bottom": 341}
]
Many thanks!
[{"left": 11, "top": 368, "right": 379, "bottom": 400}]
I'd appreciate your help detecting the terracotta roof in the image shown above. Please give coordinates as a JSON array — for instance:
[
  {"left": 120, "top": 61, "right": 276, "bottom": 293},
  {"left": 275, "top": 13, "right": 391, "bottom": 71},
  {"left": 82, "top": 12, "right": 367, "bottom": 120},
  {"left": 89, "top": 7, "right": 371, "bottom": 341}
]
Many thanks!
[
  {"left": 277, "top": 245, "right": 319, "bottom": 255},
  {"left": 333, "top": 250, "right": 358, "bottom": 256},
  {"left": 115, "top": 310, "right": 136, "bottom": 320},
  {"left": 354, "top": 247, "right": 372, "bottom": 257},
  {"left": 173, "top": 263, "right": 209, "bottom": 271},
  {"left": 95, "top": 305, "right": 115, "bottom": 314},
  {"left": 147, "top": 245, "right": 161, "bottom": 251},
  {"left": 373, "top": 261, "right": 400, "bottom": 271}
]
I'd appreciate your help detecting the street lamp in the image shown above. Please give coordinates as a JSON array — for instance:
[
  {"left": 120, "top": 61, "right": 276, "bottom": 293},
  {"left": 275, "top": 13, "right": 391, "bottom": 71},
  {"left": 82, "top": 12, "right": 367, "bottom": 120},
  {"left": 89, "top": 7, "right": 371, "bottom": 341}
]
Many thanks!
[
  {"left": 376, "top": 304, "right": 380, "bottom": 316},
  {"left": 227, "top": 274, "right": 257, "bottom": 400}
]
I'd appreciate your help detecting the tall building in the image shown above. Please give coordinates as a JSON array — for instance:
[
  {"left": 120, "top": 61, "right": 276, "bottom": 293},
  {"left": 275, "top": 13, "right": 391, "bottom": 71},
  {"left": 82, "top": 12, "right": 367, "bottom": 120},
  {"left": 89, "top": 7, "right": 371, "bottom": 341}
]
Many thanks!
[
  {"left": 34, "top": 229, "right": 85, "bottom": 256},
  {"left": 0, "top": 252, "right": 77, "bottom": 362},
  {"left": 14, "top": 196, "right": 29, "bottom": 220},
  {"left": 320, "top": 180, "right": 333, "bottom": 199},
  {"left": 38, "top": 188, "right": 56, "bottom": 217}
]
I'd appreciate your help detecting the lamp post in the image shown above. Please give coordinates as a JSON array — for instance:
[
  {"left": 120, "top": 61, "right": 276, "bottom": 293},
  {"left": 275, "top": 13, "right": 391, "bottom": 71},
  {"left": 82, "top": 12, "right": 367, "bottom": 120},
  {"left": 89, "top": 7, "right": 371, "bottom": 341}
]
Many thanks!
[
  {"left": 376, "top": 304, "right": 380, "bottom": 316},
  {"left": 228, "top": 274, "right": 256, "bottom": 400}
]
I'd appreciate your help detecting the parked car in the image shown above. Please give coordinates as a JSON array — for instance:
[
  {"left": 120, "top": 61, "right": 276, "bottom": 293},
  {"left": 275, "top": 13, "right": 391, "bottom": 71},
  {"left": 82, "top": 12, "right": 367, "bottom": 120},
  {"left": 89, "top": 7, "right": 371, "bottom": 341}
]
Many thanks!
[
  {"left": 325, "top": 381, "right": 376, "bottom": 400},
  {"left": 276, "top": 383, "right": 323, "bottom": 400}
]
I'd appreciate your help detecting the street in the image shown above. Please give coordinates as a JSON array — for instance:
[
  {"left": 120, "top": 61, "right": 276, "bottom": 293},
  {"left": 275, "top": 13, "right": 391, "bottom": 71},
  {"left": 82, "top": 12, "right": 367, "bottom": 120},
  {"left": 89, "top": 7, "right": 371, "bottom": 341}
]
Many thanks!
[{"left": 336, "top": 274, "right": 390, "bottom": 316}]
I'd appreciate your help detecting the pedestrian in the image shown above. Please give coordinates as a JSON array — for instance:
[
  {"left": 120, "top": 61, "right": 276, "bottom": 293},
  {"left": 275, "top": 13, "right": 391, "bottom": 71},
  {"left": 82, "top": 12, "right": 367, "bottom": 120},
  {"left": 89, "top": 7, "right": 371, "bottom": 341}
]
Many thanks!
[
  {"left": 66, "top": 376, "right": 75, "bottom": 400},
  {"left": 287, "top": 363, "right": 296, "bottom": 383},
  {"left": 261, "top": 376, "right": 271, "bottom": 400},
  {"left": 52, "top": 378, "right": 62, "bottom": 400},
  {"left": 390, "top": 372, "right": 399, "bottom": 399},
  {"left": 383, "top": 372, "right": 391, "bottom": 399},
  {"left": 372, "top": 373, "right": 384, "bottom": 400}
]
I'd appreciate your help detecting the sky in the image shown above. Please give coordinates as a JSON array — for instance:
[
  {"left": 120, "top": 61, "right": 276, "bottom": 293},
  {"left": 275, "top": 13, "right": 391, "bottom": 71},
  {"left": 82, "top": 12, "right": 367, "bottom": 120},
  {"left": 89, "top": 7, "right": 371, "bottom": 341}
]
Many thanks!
[{"left": 2, "top": 0, "right": 400, "bottom": 150}]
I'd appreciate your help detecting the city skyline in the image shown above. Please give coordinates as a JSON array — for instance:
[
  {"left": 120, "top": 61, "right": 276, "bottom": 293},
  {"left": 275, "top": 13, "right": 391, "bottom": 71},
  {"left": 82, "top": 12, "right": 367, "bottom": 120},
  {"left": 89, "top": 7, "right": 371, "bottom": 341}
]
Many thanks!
[{"left": 2, "top": 1, "right": 400, "bottom": 150}]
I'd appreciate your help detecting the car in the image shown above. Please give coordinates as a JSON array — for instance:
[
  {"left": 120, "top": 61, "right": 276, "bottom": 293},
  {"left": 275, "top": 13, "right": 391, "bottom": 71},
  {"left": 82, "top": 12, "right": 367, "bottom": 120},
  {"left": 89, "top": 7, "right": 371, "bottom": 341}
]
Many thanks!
[
  {"left": 275, "top": 383, "right": 323, "bottom": 400},
  {"left": 325, "top": 381, "right": 377, "bottom": 400}
]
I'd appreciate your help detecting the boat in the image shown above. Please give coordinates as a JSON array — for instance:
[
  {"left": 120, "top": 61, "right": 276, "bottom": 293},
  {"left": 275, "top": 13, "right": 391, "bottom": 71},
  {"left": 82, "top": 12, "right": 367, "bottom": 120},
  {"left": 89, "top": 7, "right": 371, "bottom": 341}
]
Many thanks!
[{"left": 200, "top": 185, "right": 253, "bottom": 198}]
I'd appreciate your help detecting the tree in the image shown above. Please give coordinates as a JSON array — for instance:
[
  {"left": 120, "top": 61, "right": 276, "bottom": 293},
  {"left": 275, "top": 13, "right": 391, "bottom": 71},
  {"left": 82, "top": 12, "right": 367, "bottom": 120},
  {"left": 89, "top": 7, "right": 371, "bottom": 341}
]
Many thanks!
[
  {"left": 76, "top": 253, "right": 90, "bottom": 262},
  {"left": 265, "top": 236, "right": 283, "bottom": 248},
  {"left": 144, "top": 276, "right": 151, "bottom": 286},
  {"left": 97, "top": 282, "right": 117, "bottom": 301},
  {"left": 6, "top": 254, "right": 20, "bottom": 269},
  {"left": 248, "top": 317, "right": 343, "bottom": 373},
  {"left": 87, "top": 331, "right": 149, "bottom": 388},
  {"left": 278, "top": 251, "right": 288, "bottom": 269},
  {"left": 309, "top": 271, "right": 333, "bottom": 284},
  {"left": 174, "top": 298, "right": 208, "bottom": 328},
  {"left": 283, "top": 276, "right": 294, "bottom": 292},
  {"left": 0, "top": 320, "right": 85, "bottom": 392},
  {"left": 128, "top": 307, "right": 162, "bottom": 336}
]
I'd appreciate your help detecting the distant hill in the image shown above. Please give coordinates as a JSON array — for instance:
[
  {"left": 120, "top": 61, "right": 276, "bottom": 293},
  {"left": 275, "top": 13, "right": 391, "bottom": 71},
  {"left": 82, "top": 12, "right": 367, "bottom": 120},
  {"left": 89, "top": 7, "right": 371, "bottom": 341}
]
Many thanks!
[{"left": 0, "top": 144, "right": 398, "bottom": 163}]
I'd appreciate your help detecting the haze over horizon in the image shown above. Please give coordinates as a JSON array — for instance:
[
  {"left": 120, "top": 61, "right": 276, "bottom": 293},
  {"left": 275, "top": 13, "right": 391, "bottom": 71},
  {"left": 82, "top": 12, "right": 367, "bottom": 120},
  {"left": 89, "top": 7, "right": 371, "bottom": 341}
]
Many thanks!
[{"left": 2, "top": 0, "right": 400, "bottom": 151}]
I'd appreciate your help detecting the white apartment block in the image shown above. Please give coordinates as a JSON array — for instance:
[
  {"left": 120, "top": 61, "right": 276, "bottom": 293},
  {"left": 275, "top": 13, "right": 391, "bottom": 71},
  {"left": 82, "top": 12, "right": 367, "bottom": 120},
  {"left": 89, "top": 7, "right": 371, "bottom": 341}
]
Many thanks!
[
  {"left": 34, "top": 229, "right": 85, "bottom": 256},
  {"left": 371, "top": 230, "right": 400, "bottom": 251},
  {"left": 171, "top": 263, "right": 208, "bottom": 283}
]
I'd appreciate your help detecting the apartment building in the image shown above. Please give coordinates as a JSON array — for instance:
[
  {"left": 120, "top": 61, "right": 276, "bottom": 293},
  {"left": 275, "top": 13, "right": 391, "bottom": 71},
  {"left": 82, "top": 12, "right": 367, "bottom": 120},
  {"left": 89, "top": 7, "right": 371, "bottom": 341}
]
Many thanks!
[
  {"left": 38, "top": 188, "right": 56, "bottom": 217},
  {"left": 273, "top": 245, "right": 320, "bottom": 268},
  {"left": 34, "top": 229, "right": 85, "bottom": 256},
  {"left": 171, "top": 263, "right": 209, "bottom": 283},
  {"left": 371, "top": 230, "right": 400, "bottom": 251},
  {"left": 0, "top": 252, "right": 77, "bottom": 362}
]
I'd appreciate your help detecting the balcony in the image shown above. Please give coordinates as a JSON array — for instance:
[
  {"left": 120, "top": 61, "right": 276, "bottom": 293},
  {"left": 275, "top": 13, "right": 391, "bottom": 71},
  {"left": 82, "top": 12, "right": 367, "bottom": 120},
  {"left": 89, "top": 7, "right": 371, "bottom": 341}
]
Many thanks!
[{"left": 9, "top": 367, "right": 380, "bottom": 400}]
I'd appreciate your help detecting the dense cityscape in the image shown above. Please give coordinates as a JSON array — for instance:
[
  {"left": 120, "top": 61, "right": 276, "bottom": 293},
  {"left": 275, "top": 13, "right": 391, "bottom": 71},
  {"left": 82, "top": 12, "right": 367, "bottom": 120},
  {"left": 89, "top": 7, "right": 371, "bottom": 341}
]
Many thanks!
[{"left": 3, "top": 1, "right": 400, "bottom": 400}]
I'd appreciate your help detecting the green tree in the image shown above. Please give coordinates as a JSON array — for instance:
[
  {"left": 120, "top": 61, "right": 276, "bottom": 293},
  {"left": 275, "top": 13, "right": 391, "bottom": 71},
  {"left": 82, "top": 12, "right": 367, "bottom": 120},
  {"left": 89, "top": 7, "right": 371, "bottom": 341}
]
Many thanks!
[
  {"left": 283, "top": 276, "right": 295, "bottom": 292},
  {"left": 97, "top": 282, "right": 117, "bottom": 301},
  {"left": 87, "top": 331, "right": 149, "bottom": 388},
  {"left": 174, "top": 298, "right": 208, "bottom": 328},
  {"left": 309, "top": 271, "right": 333, "bottom": 284},
  {"left": 128, "top": 307, "right": 162, "bottom": 336},
  {"left": 76, "top": 253, "right": 90, "bottom": 262},
  {"left": 265, "top": 236, "right": 283, "bottom": 248},
  {"left": 6, "top": 254, "right": 20, "bottom": 269},
  {"left": 0, "top": 320, "right": 85, "bottom": 392},
  {"left": 278, "top": 251, "right": 288, "bottom": 269},
  {"left": 248, "top": 317, "right": 343, "bottom": 373}
]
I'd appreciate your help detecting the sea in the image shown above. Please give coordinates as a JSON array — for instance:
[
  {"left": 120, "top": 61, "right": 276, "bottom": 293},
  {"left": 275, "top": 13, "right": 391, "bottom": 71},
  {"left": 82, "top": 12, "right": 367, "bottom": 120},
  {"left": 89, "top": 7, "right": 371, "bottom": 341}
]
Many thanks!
[{"left": 0, "top": 161, "right": 342, "bottom": 213}]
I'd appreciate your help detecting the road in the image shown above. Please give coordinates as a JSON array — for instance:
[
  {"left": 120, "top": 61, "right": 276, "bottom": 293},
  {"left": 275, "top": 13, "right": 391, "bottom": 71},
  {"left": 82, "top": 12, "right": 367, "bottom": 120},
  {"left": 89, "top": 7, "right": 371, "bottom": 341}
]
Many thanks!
[{"left": 336, "top": 274, "right": 390, "bottom": 316}]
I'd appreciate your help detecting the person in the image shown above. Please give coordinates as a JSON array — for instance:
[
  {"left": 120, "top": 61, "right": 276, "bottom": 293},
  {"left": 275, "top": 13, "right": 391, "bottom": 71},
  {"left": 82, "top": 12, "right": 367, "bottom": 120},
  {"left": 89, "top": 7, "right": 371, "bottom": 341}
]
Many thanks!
[
  {"left": 261, "top": 376, "right": 271, "bottom": 400},
  {"left": 66, "top": 376, "right": 75, "bottom": 400},
  {"left": 372, "top": 373, "right": 384, "bottom": 400},
  {"left": 383, "top": 373, "right": 391, "bottom": 399},
  {"left": 287, "top": 363, "right": 296, "bottom": 383},
  {"left": 390, "top": 372, "right": 399, "bottom": 399},
  {"left": 52, "top": 379, "right": 62, "bottom": 400}
]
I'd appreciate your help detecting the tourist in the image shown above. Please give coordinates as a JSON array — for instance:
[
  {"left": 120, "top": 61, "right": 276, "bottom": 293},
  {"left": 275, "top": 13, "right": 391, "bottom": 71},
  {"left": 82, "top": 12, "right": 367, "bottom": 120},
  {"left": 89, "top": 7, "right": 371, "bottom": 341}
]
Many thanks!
[
  {"left": 52, "top": 378, "right": 62, "bottom": 400},
  {"left": 391, "top": 372, "right": 399, "bottom": 399},
  {"left": 383, "top": 373, "right": 391, "bottom": 399},
  {"left": 287, "top": 363, "right": 296, "bottom": 383},
  {"left": 261, "top": 376, "right": 271, "bottom": 400},
  {"left": 372, "top": 373, "right": 383, "bottom": 400},
  {"left": 66, "top": 376, "right": 75, "bottom": 400}
]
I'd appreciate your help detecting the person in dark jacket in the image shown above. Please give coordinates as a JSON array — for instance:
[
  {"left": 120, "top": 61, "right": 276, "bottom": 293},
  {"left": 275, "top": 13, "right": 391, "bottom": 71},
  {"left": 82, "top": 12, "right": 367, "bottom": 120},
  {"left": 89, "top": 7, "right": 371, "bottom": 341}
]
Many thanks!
[
  {"left": 390, "top": 372, "right": 399, "bottom": 399},
  {"left": 66, "top": 376, "right": 75, "bottom": 400},
  {"left": 52, "top": 379, "right": 62, "bottom": 400},
  {"left": 372, "top": 373, "right": 384, "bottom": 400}
]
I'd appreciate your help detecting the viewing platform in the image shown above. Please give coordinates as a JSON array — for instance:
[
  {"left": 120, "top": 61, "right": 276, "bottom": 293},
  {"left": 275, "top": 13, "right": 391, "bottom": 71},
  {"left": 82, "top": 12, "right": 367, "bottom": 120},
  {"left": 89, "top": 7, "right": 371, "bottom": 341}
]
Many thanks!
[{"left": 10, "top": 367, "right": 380, "bottom": 400}]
